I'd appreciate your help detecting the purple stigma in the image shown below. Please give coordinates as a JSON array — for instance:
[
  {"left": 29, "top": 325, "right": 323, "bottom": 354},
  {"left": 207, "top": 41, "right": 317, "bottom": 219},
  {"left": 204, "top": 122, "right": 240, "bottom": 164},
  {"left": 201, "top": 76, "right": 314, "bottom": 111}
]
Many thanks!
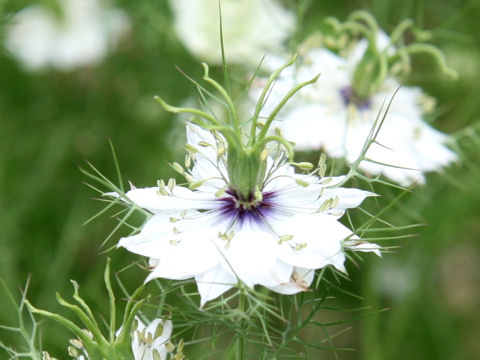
[
  {"left": 215, "top": 188, "right": 278, "bottom": 227},
  {"left": 340, "top": 86, "right": 372, "bottom": 110}
]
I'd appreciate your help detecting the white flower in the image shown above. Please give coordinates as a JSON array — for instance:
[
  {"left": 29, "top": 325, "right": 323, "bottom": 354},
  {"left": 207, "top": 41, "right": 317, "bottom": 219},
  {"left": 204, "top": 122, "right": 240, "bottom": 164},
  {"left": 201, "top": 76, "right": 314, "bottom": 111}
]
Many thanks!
[
  {"left": 250, "top": 32, "right": 457, "bottom": 186},
  {"left": 5, "top": 0, "right": 129, "bottom": 71},
  {"left": 131, "top": 317, "right": 173, "bottom": 360},
  {"left": 169, "top": 0, "right": 295, "bottom": 65},
  {"left": 116, "top": 124, "right": 380, "bottom": 306}
]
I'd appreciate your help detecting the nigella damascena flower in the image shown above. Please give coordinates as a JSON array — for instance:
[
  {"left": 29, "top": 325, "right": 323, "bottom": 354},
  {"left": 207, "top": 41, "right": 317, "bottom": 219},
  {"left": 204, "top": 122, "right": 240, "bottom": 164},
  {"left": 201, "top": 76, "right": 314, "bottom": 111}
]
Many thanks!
[
  {"left": 5, "top": 0, "right": 129, "bottom": 71},
  {"left": 169, "top": 0, "right": 295, "bottom": 66},
  {"left": 249, "top": 15, "right": 458, "bottom": 186},
  {"left": 117, "top": 124, "right": 380, "bottom": 306},
  {"left": 130, "top": 317, "right": 173, "bottom": 360}
]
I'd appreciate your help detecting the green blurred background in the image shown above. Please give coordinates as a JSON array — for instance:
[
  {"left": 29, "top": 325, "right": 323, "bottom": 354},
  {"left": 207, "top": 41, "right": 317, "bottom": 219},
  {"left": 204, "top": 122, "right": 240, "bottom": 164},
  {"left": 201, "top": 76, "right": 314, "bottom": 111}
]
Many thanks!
[{"left": 0, "top": 0, "right": 479, "bottom": 359}]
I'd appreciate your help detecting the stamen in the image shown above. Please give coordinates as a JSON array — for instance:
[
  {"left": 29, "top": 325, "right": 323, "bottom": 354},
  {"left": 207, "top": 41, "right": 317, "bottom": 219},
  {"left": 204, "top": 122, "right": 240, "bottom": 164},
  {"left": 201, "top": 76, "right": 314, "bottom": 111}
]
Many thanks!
[
  {"left": 294, "top": 243, "right": 307, "bottom": 251},
  {"left": 157, "top": 179, "right": 168, "bottom": 196},
  {"left": 172, "top": 162, "right": 185, "bottom": 175}
]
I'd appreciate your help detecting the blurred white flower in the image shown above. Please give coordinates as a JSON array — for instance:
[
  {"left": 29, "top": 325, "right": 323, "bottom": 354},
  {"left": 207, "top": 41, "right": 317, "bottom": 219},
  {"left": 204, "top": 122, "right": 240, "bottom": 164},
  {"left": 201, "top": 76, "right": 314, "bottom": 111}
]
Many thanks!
[
  {"left": 251, "top": 32, "right": 458, "bottom": 186},
  {"left": 169, "top": 0, "right": 295, "bottom": 65},
  {"left": 5, "top": 0, "right": 129, "bottom": 71},
  {"left": 116, "top": 124, "right": 380, "bottom": 306},
  {"left": 131, "top": 317, "right": 173, "bottom": 360}
]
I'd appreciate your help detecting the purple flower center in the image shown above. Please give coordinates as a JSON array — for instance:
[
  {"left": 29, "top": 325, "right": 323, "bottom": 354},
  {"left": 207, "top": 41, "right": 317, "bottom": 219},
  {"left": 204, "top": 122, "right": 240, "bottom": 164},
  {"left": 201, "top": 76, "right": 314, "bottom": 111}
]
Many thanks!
[
  {"left": 215, "top": 188, "right": 278, "bottom": 227},
  {"left": 340, "top": 86, "right": 372, "bottom": 110}
]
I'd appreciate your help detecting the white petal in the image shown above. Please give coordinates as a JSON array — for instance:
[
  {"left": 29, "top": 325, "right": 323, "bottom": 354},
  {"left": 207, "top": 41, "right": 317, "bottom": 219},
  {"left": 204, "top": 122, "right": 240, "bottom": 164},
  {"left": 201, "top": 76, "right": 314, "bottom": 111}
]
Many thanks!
[
  {"left": 345, "top": 240, "right": 382, "bottom": 257},
  {"left": 321, "top": 187, "right": 375, "bottom": 214},
  {"left": 125, "top": 186, "right": 214, "bottom": 212},
  {"left": 217, "top": 226, "right": 288, "bottom": 288},
  {"left": 119, "top": 214, "right": 222, "bottom": 280},
  {"left": 144, "top": 226, "right": 221, "bottom": 280},
  {"left": 267, "top": 267, "right": 315, "bottom": 295},
  {"left": 275, "top": 213, "right": 349, "bottom": 272},
  {"left": 151, "top": 319, "right": 173, "bottom": 351},
  {"left": 195, "top": 264, "right": 236, "bottom": 307},
  {"left": 130, "top": 317, "right": 172, "bottom": 360}
]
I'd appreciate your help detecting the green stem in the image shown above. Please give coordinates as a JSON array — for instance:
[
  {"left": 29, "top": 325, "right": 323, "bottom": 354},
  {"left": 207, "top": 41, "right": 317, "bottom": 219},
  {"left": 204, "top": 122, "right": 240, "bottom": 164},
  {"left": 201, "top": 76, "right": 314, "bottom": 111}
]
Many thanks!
[
  {"left": 348, "top": 10, "right": 379, "bottom": 34},
  {"left": 25, "top": 300, "right": 98, "bottom": 349},
  {"left": 236, "top": 294, "right": 246, "bottom": 360},
  {"left": 202, "top": 63, "right": 239, "bottom": 132},
  {"left": 254, "top": 135, "right": 294, "bottom": 161},
  {"left": 403, "top": 43, "right": 458, "bottom": 79},
  {"left": 388, "top": 18, "right": 415, "bottom": 45},
  {"left": 258, "top": 74, "right": 320, "bottom": 140},
  {"left": 154, "top": 96, "right": 220, "bottom": 126},
  {"left": 104, "top": 258, "right": 116, "bottom": 343},
  {"left": 249, "top": 55, "right": 298, "bottom": 146}
]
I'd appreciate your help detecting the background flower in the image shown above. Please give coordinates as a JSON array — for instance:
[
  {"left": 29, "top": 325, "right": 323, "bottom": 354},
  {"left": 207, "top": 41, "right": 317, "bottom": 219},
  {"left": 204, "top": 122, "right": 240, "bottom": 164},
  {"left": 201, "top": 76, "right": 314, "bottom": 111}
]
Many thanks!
[
  {"left": 169, "top": 0, "right": 295, "bottom": 65},
  {"left": 5, "top": 0, "right": 129, "bottom": 71},
  {"left": 250, "top": 31, "right": 458, "bottom": 186}
]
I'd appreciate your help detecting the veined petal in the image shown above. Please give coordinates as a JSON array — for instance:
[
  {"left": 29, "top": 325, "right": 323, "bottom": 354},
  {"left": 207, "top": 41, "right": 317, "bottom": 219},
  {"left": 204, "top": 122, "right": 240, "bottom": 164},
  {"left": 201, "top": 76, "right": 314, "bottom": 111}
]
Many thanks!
[
  {"left": 186, "top": 123, "right": 219, "bottom": 164},
  {"left": 144, "top": 226, "right": 221, "bottom": 280},
  {"left": 195, "top": 264, "right": 237, "bottom": 307},
  {"left": 217, "top": 226, "right": 290, "bottom": 288},
  {"left": 151, "top": 319, "right": 173, "bottom": 349},
  {"left": 131, "top": 317, "right": 172, "bottom": 360},
  {"left": 345, "top": 240, "right": 382, "bottom": 257},
  {"left": 321, "top": 187, "right": 376, "bottom": 214},
  {"left": 186, "top": 123, "right": 228, "bottom": 189},
  {"left": 275, "top": 213, "right": 350, "bottom": 272},
  {"left": 125, "top": 185, "right": 214, "bottom": 212},
  {"left": 119, "top": 214, "right": 222, "bottom": 280},
  {"left": 267, "top": 267, "right": 315, "bottom": 295}
]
